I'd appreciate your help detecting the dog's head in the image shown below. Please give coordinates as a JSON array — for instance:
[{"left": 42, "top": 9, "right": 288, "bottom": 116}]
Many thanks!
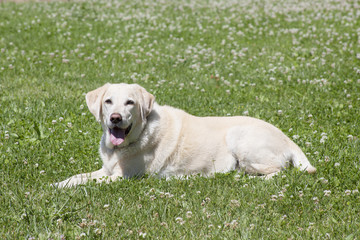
[{"left": 86, "top": 83, "right": 155, "bottom": 148}]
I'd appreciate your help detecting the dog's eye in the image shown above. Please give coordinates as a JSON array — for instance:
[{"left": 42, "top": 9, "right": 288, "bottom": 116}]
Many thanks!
[
  {"left": 105, "top": 99, "right": 112, "bottom": 104},
  {"left": 125, "top": 100, "right": 135, "bottom": 105}
]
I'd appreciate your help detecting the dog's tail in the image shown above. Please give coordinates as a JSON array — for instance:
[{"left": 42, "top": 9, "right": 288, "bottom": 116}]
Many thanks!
[{"left": 290, "top": 145, "right": 316, "bottom": 174}]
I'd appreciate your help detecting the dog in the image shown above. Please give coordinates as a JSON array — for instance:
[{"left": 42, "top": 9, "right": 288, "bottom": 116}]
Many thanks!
[{"left": 54, "top": 83, "right": 316, "bottom": 187}]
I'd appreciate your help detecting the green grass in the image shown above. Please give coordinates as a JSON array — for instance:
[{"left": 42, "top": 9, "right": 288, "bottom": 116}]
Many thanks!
[{"left": 0, "top": 0, "right": 359, "bottom": 238}]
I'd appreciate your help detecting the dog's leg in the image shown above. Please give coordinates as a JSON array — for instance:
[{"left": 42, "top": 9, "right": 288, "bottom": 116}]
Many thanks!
[
  {"left": 53, "top": 168, "right": 121, "bottom": 188},
  {"left": 244, "top": 165, "right": 281, "bottom": 179},
  {"left": 263, "top": 171, "right": 281, "bottom": 179},
  {"left": 248, "top": 163, "right": 281, "bottom": 174}
]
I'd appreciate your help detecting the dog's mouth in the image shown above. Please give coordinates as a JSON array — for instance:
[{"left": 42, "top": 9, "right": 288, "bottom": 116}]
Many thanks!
[{"left": 109, "top": 124, "right": 132, "bottom": 146}]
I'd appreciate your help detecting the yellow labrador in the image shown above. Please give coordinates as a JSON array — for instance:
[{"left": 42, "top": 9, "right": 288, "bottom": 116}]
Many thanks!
[{"left": 54, "top": 83, "right": 316, "bottom": 187}]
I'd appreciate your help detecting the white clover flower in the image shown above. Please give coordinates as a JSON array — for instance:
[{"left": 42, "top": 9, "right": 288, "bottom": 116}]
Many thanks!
[
  {"left": 270, "top": 195, "right": 278, "bottom": 201},
  {"left": 324, "top": 190, "right": 331, "bottom": 196},
  {"left": 94, "top": 228, "right": 101, "bottom": 235},
  {"left": 234, "top": 174, "right": 241, "bottom": 181},
  {"left": 319, "top": 177, "right": 328, "bottom": 184},
  {"left": 298, "top": 191, "right": 304, "bottom": 198},
  {"left": 160, "top": 222, "right": 168, "bottom": 228},
  {"left": 347, "top": 135, "right": 354, "bottom": 140},
  {"left": 249, "top": 223, "right": 255, "bottom": 230},
  {"left": 320, "top": 135, "right": 328, "bottom": 143},
  {"left": 139, "top": 232, "right": 147, "bottom": 238},
  {"left": 230, "top": 220, "right": 238, "bottom": 227},
  {"left": 292, "top": 135, "right": 299, "bottom": 140},
  {"left": 165, "top": 192, "right": 174, "bottom": 198},
  {"left": 230, "top": 199, "right": 240, "bottom": 206},
  {"left": 175, "top": 217, "right": 185, "bottom": 225}
]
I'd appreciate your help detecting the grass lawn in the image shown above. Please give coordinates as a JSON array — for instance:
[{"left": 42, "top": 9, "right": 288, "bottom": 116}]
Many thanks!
[{"left": 0, "top": 0, "right": 359, "bottom": 239}]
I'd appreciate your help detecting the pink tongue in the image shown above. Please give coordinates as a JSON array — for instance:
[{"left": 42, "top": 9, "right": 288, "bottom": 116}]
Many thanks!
[{"left": 110, "top": 128, "right": 125, "bottom": 146}]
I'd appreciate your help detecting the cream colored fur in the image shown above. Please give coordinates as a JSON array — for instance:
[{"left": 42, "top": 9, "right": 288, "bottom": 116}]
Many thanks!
[{"left": 54, "top": 83, "right": 316, "bottom": 187}]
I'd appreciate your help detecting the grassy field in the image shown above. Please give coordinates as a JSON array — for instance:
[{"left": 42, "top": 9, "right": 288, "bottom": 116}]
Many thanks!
[{"left": 0, "top": 0, "right": 359, "bottom": 239}]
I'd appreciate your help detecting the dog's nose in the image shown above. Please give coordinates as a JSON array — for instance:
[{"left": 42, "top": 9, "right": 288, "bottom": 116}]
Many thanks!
[{"left": 110, "top": 113, "right": 122, "bottom": 124}]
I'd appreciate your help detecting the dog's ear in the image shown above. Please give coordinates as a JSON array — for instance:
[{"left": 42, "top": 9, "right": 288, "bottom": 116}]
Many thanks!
[
  {"left": 86, "top": 83, "right": 110, "bottom": 122},
  {"left": 137, "top": 85, "right": 155, "bottom": 120}
]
